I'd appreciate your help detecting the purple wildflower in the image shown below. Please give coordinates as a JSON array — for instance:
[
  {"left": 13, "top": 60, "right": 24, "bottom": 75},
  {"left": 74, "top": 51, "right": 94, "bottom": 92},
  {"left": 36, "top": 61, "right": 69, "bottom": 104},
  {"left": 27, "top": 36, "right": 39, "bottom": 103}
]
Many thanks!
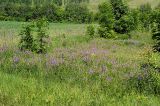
[
  {"left": 50, "top": 59, "right": 57, "bottom": 66},
  {"left": 88, "top": 69, "right": 94, "bottom": 75},
  {"left": 138, "top": 75, "right": 143, "bottom": 80},
  {"left": 83, "top": 56, "right": 89, "bottom": 64},
  {"left": 13, "top": 56, "right": 20, "bottom": 64},
  {"left": 106, "top": 77, "right": 112, "bottom": 82},
  {"left": 101, "top": 65, "right": 107, "bottom": 73},
  {"left": 92, "top": 47, "right": 97, "bottom": 53}
]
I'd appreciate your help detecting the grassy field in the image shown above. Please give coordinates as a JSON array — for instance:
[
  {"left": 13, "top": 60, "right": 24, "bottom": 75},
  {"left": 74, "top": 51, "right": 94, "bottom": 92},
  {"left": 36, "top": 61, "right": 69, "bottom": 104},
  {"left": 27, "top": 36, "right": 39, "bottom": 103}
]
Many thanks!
[{"left": 0, "top": 21, "right": 160, "bottom": 105}]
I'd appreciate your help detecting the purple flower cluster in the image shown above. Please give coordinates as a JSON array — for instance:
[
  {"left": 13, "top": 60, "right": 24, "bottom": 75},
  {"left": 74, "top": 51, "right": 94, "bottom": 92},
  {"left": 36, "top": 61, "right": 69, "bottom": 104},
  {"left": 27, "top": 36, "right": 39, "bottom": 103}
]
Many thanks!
[
  {"left": 101, "top": 65, "right": 107, "bottom": 73},
  {"left": 13, "top": 56, "right": 20, "bottom": 64},
  {"left": 88, "top": 69, "right": 94, "bottom": 75},
  {"left": 82, "top": 56, "right": 90, "bottom": 64},
  {"left": 46, "top": 58, "right": 59, "bottom": 68},
  {"left": 106, "top": 77, "right": 112, "bottom": 82},
  {"left": 50, "top": 59, "right": 57, "bottom": 66}
]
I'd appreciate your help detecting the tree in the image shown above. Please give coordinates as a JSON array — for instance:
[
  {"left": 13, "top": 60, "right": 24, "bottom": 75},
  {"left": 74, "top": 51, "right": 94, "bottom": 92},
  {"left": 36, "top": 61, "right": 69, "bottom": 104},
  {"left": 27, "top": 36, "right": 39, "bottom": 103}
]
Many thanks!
[
  {"left": 139, "top": 3, "right": 152, "bottom": 30},
  {"left": 86, "top": 25, "right": 95, "bottom": 39},
  {"left": 110, "top": 0, "right": 128, "bottom": 20},
  {"left": 19, "top": 18, "right": 49, "bottom": 53},
  {"left": 110, "top": 0, "right": 135, "bottom": 34},
  {"left": 35, "top": 18, "right": 49, "bottom": 53},
  {"left": 19, "top": 24, "right": 34, "bottom": 51},
  {"left": 98, "top": 2, "right": 115, "bottom": 38}
]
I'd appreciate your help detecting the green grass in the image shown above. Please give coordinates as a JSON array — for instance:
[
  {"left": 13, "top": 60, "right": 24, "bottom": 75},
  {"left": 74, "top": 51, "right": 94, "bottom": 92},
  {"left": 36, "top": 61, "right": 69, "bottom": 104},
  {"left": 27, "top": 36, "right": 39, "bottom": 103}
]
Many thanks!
[{"left": 0, "top": 21, "right": 160, "bottom": 106}]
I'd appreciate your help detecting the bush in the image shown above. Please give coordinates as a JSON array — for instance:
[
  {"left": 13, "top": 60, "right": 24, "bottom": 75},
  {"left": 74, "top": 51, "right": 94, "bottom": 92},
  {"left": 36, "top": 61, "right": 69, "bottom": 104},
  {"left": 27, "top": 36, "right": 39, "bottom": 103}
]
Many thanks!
[
  {"left": 19, "top": 24, "right": 34, "bottom": 51},
  {"left": 129, "top": 9, "right": 140, "bottom": 31},
  {"left": 110, "top": 0, "right": 128, "bottom": 20},
  {"left": 152, "top": 32, "right": 160, "bottom": 52},
  {"left": 86, "top": 25, "right": 95, "bottom": 39},
  {"left": 151, "top": 9, "right": 160, "bottom": 52},
  {"left": 19, "top": 18, "right": 49, "bottom": 54},
  {"left": 139, "top": 3, "right": 152, "bottom": 31},
  {"left": 110, "top": 0, "right": 135, "bottom": 34},
  {"left": 128, "top": 69, "right": 160, "bottom": 95},
  {"left": 98, "top": 2, "right": 115, "bottom": 38},
  {"left": 127, "top": 51, "right": 160, "bottom": 95},
  {"left": 98, "top": 27, "right": 115, "bottom": 38},
  {"left": 35, "top": 18, "right": 49, "bottom": 53},
  {"left": 114, "top": 14, "right": 135, "bottom": 34}
]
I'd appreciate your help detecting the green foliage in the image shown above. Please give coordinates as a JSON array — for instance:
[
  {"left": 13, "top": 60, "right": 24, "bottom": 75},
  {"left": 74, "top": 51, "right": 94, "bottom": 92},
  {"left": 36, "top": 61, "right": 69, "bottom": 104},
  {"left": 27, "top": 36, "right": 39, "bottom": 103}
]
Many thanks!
[
  {"left": 128, "top": 52, "right": 160, "bottom": 95},
  {"left": 19, "top": 24, "right": 34, "bottom": 51},
  {"left": 19, "top": 18, "right": 49, "bottom": 53},
  {"left": 114, "top": 14, "right": 135, "bottom": 34},
  {"left": 98, "top": 2, "right": 115, "bottom": 38},
  {"left": 149, "top": 53, "right": 160, "bottom": 68},
  {"left": 128, "top": 69, "right": 160, "bottom": 95},
  {"left": 32, "top": 4, "right": 64, "bottom": 22},
  {"left": 98, "top": 27, "right": 115, "bottom": 38},
  {"left": 129, "top": 9, "right": 141, "bottom": 31},
  {"left": 110, "top": 0, "right": 128, "bottom": 20},
  {"left": 86, "top": 25, "right": 95, "bottom": 39},
  {"left": 1, "top": 21, "right": 160, "bottom": 105},
  {"left": 65, "top": 3, "right": 93, "bottom": 23},
  {"left": 35, "top": 18, "right": 49, "bottom": 53},
  {"left": 152, "top": 32, "right": 160, "bottom": 52},
  {"left": 110, "top": 0, "right": 136, "bottom": 34},
  {"left": 0, "top": 1, "right": 92, "bottom": 23},
  {"left": 139, "top": 3, "right": 152, "bottom": 31},
  {"left": 151, "top": 9, "right": 160, "bottom": 52}
]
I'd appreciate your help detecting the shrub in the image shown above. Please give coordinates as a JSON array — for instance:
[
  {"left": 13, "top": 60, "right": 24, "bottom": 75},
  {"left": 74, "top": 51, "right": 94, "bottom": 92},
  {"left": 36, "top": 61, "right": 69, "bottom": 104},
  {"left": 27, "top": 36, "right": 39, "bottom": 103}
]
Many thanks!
[
  {"left": 114, "top": 14, "right": 135, "bottom": 34},
  {"left": 35, "top": 18, "right": 49, "bottom": 54},
  {"left": 139, "top": 3, "right": 152, "bottom": 31},
  {"left": 19, "top": 24, "right": 34, "bottom": 51},
  {"left": 98, "top": 27, "right": 115, "bottom": 38},
  {"left": 86, "top": 25, "right": 95, "bottom": 39},
  {"left": 110, "top": 0, "right": 128, "bottom": 20},
  {"left": 98, "top": 2, "right": 115, "bottom": 38},
  {"left": 151, "top": 9, "right": 160, "bottom": 52},
  {"left": 127, "top": 51, "right": 160, "bottom": 95},
  {"left": 19, "top": 18, "right": 49, "bottom": 54},
  {"left": 152, "top": 31, "right": 160, "bottom": 52},
  {"left": 128, "top": 69, "right": 160, "bottom": 95},
  {"left": 110, "top": 0, "right": 135, "bottom": 34},
  {"left": 129, "top": 9, "right": 140, "bottom": 31}
]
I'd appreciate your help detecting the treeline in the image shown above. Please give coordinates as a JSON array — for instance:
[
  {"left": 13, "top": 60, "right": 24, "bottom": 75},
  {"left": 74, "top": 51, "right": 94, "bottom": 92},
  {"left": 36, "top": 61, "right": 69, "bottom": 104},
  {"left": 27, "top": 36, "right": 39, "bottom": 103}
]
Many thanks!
[
  {"left": 0, "top": 0, "right": 92, "bottom": 23},
  {"left": 0, "top": 0, "right": 89, "bottom": 6},
  {"left": 0, "top": 0, "right": 160, "bottom": 26}
]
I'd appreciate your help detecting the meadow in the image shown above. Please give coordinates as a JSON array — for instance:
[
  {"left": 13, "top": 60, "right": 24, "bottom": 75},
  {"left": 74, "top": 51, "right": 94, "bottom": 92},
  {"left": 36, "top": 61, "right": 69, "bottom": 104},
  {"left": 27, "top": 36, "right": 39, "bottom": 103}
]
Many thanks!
[{"left": 0, "top": 21, "right": 160, "bottom": 106}]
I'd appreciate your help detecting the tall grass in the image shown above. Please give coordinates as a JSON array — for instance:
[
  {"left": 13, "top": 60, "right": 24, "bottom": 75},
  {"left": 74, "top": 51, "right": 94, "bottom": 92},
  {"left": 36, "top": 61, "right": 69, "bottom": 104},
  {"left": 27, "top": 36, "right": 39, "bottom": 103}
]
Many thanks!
[{"left": 0, "top": 21, "right": 160, "bottom": 105}]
